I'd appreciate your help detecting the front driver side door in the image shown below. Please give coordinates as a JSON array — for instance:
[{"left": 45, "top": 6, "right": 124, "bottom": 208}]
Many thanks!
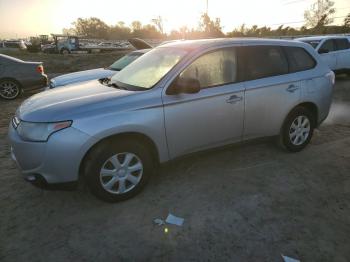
[
  {"left": 162, "top": 47, "right": 245, "bottom": 159},
  {"left": 318, "top": 39, "right": 337, "bottom": 70}
]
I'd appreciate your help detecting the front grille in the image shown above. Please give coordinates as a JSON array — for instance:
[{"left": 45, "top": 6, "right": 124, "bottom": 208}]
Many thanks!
[{"left": 12, "top": 116, "right": 20, "bottom": 129}]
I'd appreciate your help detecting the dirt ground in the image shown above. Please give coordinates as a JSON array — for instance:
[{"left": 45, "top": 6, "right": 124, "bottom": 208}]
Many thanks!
[{"left": 0, "top": 73, "right": 350, "bottom": 261}]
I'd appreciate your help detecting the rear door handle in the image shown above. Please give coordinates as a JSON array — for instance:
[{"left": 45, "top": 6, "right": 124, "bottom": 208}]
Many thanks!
[
  {"left": 286, "top": 84, "right": 299, "bottom": 93},
  {"left": 226, "top": 95, "right": 242, "bottom": 104}
]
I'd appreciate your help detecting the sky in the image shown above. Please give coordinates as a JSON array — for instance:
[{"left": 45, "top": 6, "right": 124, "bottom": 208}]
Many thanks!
[{"left": 0, "top": 0, "right": 349, "bottom": 38}]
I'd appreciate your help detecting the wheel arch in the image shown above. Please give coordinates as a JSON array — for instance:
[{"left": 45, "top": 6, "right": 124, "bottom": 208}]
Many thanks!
[
  {"left": 79, "top": 132, "right": 160, "bottom": 179},
  {"left": 281, "top": 101, "right": 319, "bottom": 133},
  {"left": 295, "top": 101, "right": 318, "bottom": 126}
]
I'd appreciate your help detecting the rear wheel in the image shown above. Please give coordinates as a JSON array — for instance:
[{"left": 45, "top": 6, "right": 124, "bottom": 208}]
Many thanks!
[
  {"left": 84, "top": 139, "right": 154, "bottom": 202},
  {"left": 280, "top": 106, "right": 315, "bottom": 152},
  {"left": 0, "top": 79, "right": 21, "bottom": 100}
]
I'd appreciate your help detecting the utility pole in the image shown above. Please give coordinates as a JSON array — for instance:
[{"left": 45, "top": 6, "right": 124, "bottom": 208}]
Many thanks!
[{"left": 206, "top": 0, "right": 209, "bottom": 15}]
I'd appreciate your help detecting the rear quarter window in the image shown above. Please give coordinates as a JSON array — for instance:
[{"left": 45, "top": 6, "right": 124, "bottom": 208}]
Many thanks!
[
  {"left": 241, "top": 45, "right": 288, "bottom": 81},
  {"left": 284, "top": 46, "right": 316, "bottom": 73}
]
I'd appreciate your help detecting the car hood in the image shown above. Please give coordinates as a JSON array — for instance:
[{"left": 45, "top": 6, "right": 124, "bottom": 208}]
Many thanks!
[
  {"left": 51, "top": 68, "right": 117, "bottom": 88},
  {"left": 17, "top": 80, "right": 134, "bottom": 122}
]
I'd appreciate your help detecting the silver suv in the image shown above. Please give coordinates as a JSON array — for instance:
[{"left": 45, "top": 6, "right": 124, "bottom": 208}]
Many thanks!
[{"left": 8, "top": 39, "right": 334, "bottom": 202}]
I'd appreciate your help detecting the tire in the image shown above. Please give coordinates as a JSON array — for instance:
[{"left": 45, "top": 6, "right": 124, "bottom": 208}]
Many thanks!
[
  {"left": 280, "top": 106, "right": 315, "bottom": 152},
  {"left": 83, "top": 139, "right": 154, "bottom": 202},
  {"left": 60, "top": 48, "right": 70, "bottom": 55},
  {"left": 0, "top": 79, "right": 21, "bottom": 100}
]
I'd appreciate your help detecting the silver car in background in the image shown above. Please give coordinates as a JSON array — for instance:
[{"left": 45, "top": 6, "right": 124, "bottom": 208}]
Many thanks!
[
  {"left": 0, "top": 54, "right": 48, "bottom": 100},
  {"left": 48, "top": 49, "right": 149, "bottom": 89},
  {"left": 8, "top": 38, "right": 334, "bottom": 202}
]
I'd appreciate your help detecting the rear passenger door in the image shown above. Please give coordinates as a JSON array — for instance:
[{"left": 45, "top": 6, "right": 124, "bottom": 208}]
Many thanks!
[
  {"left": 242, "top": 45, "right": 302, "bottom": 139},
  {"left": 334, "top": 38, "right": 350, "bottom": 70},
  {"left": 318, "top": 39, "right": 337, "bottom": 70}
]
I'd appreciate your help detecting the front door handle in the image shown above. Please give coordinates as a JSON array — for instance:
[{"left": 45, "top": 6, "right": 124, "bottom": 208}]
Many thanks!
[
  {"left": 226, "top": 95, "right": 242, "bottom": 104},
  {"left": 286, "top": 84, "right": 299, "bottom": 93}
]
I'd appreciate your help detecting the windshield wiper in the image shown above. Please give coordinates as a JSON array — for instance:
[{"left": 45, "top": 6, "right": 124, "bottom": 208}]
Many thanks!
[
  {"left": 109, "top": 82, "right": 128, "bottom": 90},
  {"left": 99, "top": 78, "right": 127, "bottom": 90}
]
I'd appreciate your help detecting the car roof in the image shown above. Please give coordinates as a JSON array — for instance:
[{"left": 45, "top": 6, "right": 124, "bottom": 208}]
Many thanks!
[
  {"left": 296, "top": 35, "right": 350, "bottom": 41},
  {"left": 130, "top": 48, "right": 150, "bottom": 54},
  {"left": 0, "top": 54, "right": 23, "bottom": 63},
  {"left": 159, "top": 38, "right": 307, "bottom": 50}
]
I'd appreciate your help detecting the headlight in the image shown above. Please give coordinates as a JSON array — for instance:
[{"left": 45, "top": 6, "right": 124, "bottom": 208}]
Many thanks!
[{"left": 16, "top": 120, "right": 72, "bottom": 142}]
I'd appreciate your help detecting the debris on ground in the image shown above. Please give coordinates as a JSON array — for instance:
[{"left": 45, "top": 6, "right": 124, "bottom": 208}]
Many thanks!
[
  {"left": 153, "top": 213, "right": 185, "bottom": 227},
  {"left": 153, "top": 218, "right": 165, "bottom": 226},
  {"left": 281, "top": 254, "right": 300, "bottom": 262},
  {"left": 165, "top": 213, "right": 184, "bottom": 226}
]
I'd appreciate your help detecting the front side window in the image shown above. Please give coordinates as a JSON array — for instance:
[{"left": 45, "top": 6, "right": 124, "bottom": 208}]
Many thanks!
[
  {"left": 335, "top": 39, "right": 350, "bottom": 51},
  {"left": 109, "top": 53, "right": 143, "bottom": 71},
  {"left": 242, "top": 46, "right": 288, "bottom": 81},
  {"left": 111, "top": 47, "right": 187, "bottom": 89},
  {"left": 301, "top": 40, "right": 321, "bottom": 49},
  {"left": 179, "top": 48, "right": 237, "bottom": 89},
  {"left": 285, "top": 47, "right": 316, "bottom": 73},
  {"left": 319, "top": 39, "right": 336, "bottom": 53}
]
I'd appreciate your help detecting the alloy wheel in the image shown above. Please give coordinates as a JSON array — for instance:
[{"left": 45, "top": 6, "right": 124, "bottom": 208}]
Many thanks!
[
  {"left": 0, "top": 81, "right": 20, "bottom": 99},
  {"left": 289, "top": 115, "right": 311, "bottom": 146},
  {"left": 99, "top": 152, "right": 143, "bottom": 194}
]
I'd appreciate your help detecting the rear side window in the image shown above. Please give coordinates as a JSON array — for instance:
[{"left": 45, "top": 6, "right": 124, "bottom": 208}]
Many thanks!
[
  {"left": 5, "top": 42, "right": 20, "bottom": 48},
  {"left": 284, "top": 47, "right": 316, "bottom": 73},
  {"left": 180, "top": 48, "right": 237, "bottom": 89},
  {"left": 334, "top": 38, "right": 350, "bottom": 51},
  {"left": 241, "top": 46, "right": 288, "bottom": 81}
]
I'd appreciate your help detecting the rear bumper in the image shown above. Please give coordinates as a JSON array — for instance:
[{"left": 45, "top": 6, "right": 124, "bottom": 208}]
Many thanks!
[
  {"left": 21, "top": 74, "right": 48, "bottom": 91},
  {"left": 8, "top": 122, "right": 98, "bottom": 184}
]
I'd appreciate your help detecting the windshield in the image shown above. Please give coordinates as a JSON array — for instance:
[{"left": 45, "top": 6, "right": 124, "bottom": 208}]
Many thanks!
[
  {"left": 111, "top": 47, "right": 188, "bottom": 89},
  {"left": 301, "top": 40, "right": 321, "bottom": 49},
  {"left": 109, "top": 52, "right": 143, "bottom": 71}
]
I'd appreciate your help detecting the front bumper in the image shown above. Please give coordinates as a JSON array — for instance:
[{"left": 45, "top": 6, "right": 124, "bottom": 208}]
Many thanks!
[{"left": 8, "top": 122, "right": 98, "bottom": 184}]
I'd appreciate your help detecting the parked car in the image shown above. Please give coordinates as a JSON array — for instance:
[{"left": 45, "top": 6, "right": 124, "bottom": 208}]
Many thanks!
[
  {"left": 0, "top": 40, "right": 27, "bottom": 50},
  {"left": 0, "top": 54, "right": 47, "bottom": 100},
  {"left": 296, "top": 36, "right": 350, "bottom": 74},
  {"left": 48, "top": 49, "right": 149, "bottom": 89},
  {"left": 8, "top": 38, "right": 334, "bottom": 202}
]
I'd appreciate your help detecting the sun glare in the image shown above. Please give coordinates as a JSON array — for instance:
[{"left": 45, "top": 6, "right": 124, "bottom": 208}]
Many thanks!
[{"left": 0, "top": 0, "right": 349, "bottom": 38}]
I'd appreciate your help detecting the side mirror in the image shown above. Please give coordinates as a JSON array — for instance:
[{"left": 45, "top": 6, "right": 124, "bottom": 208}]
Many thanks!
[
  {"left": 167, "top": 77, "right": 201, "bottom": 95},
  {"left": 318, "top": 48, "right": 329, "bottom": 54}
]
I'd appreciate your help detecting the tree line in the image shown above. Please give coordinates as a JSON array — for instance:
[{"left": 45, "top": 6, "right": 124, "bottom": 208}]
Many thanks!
[{"left": 62, "top": 0, "right": 350, "bottom": 40}]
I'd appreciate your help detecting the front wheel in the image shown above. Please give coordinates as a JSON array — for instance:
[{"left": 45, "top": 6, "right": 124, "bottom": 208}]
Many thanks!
[
  {"left": 280, "top": 107, "right": 315, "bottom": 152},
  {"left": 84, "top": 139, "right": 154, "bottom": 202}
]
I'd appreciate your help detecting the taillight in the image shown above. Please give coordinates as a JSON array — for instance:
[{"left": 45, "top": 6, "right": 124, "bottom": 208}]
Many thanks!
[{"left": 36, "top": 65, "right": 44, "bottom": 74}]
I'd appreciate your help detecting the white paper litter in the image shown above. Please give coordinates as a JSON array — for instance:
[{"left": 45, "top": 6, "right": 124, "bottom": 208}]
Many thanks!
[
  {"left": 165, "top": 213, "right": 184, "bottom": 226},
  {"left": 281, "top": 255, "right": 300, "bottom": 262},
  {"left": 153, "top": 218, "right": 165, "bottom": 226}
]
